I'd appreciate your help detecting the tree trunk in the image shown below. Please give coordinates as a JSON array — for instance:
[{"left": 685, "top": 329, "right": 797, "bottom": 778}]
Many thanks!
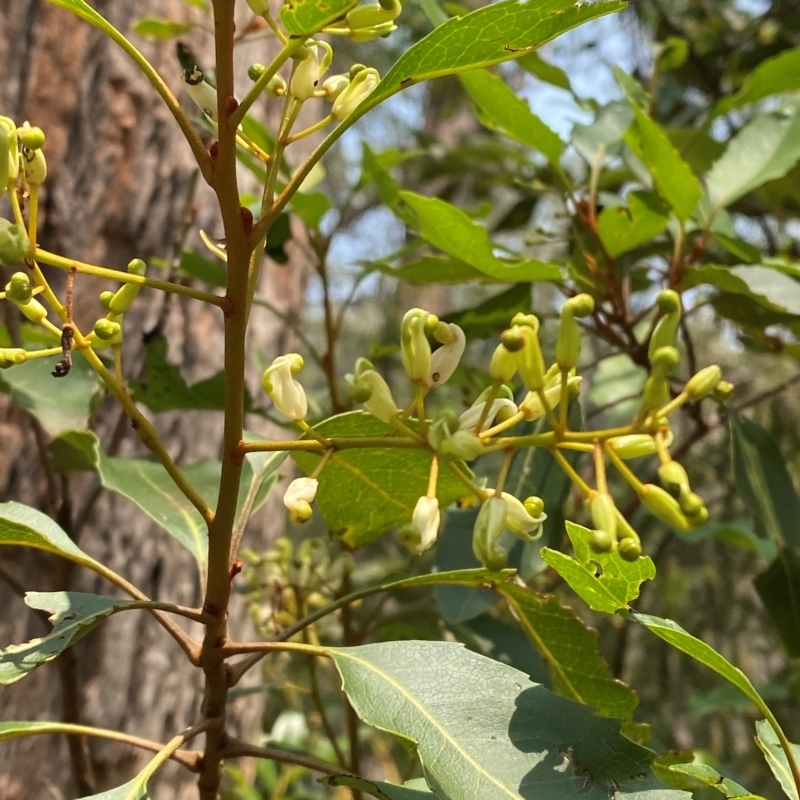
[{"left": 0, "top": 2, "right": 309, "bottom": 798}]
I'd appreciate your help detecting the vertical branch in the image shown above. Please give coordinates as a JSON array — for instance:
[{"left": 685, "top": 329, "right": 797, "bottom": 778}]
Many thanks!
[{"left": 198, "top": 1, "right": 253, "bottom": 798}]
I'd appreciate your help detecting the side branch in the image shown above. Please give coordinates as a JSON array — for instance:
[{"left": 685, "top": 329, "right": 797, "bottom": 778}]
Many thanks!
[{"left": 219, "top": 738, "right": 350, "bottom": 777}]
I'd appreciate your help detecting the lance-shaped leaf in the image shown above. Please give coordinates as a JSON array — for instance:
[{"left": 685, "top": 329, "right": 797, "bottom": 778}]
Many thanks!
[
  {"left": 730, "top": 412, "right": 800, "bottom": 548},
  {"left": 707, "top": 106, "right": 800, "bottom": 213},
  {"left": 459, "top": 70, "right": 565, "bottom": 170},
  {"left": 754, "top": 548, "right": 800, "bottom": 658},
  {"left": 0, "top": 592, "right": 141, "bottom": 685},
  {"left": 96, "top": 443, "right": 285, "bottom": 574},
  {"left": 755, "top": 719, "right": 800, "bottom": 800},
  {"left": 499, "top": 584, "right": 642, "bottom": 732},
  {"left": 368, "top": 0, "right": 624, "bottom": 107},
  {"left": 399, "top": 192, "right": 560, "bottom": 282},
  {"left": 292, "top": 412, "right": 469, "bottom": 547},
  {"left": 711, "top": 46, "right": 800, "bottom": 120},
  {"left": 0, "top": 501, "right": 105, "bottom": 572},
  {"left": 541, "top": 522, "right": 656, "bottom": 613},
  {"left": 329, "top": 640, "right": 655, "bottom": 799},
  {"left": 624, "top": 103, "right": 701, "bottom": 221}
]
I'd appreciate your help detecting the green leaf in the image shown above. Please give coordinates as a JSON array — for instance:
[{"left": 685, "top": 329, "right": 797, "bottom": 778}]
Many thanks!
[
  {"left": 573, "top": 101, "right": 633, "bottom": 163},
  {"left": 179, "top": 249, "right": 226, "bottom": 288},
  {"left": 754, "top": 719, "right": 800, "bottom": 800},
  {"left": 730, "top": 412, "right": 800, "bottom": 548},
  {"left": 459, "top": 70, "right": 564, "bottom": 168},
  {"left": 329, "top": 640, "right": 655, "bottom": 799},
  {"left": 368, "top": 0, "right": 624, "bottom": 106},
  {"left": 625, "top": 105, "right": 702, "bottom": 220},
  {"left": 711, "top": 46, "right": 800, "bottom": 120},
  {"left": 47, "top": 430, "right": 101, "bottom": 475},
  {"left": 399, "top": 192, "right": 561, "bottom": 282},
  {"left": 374, "top": 255, "right": 492, "bottom": 285},
  {"left": 0, "top": 501, "right": 104, "bottom": 572},
  {"left": 291, "top": 412, "right": 469, "bottom": 547},
  {"left": 541, "top": 522, "right": 656, "bottom": 613},
  {"left": 130, "top": 335, "right": 253, "bottom": 413},
  {"left": 321, "top": 776, "right": 433, "bottom": 799},
  {"left": 442, "top": 285, "right": 532, "bottom": 339},
  {"left": 707, "top": 107, "right": 800, "bottom": 212},
  {"left": 280, "top": 0, "right": 360, "bottom": 35},
  {"left": 625, "top": 611, "right": 770, "bottom": 713},
  {"left": 0, "top": 348, "right": 102, "bottom": 436},
  {"left": 0, "top": 592, "right": 139, "bottom": 685},
  {"left": 435, "top": 507, "right": 499, "bottom": 624},
  {"left": 290, "top": 191, "right": 331, "bottom": 230},
  {"left": 679, "top": 264, "right": 800, "bottom": 316},
  {"left": 668, "top": 763, "right": 760, "bottom": 798},
  {"left": 96, "top": 444, "right": 285, "bottom": 573},
  {"left": 754, "top": 548, "right": 800, "bottom": 658},
  {"left": 132, "top": 17, "right": 192, "bottom": 40},
  {"left": 597, "top": 191, "right": 671, "bottom": 257},
  {"left": 517, "top": 52, "right": 573, "bottom": 93},
  {"left": 499, "top": 583, "right": 642, "bottom": 727}
]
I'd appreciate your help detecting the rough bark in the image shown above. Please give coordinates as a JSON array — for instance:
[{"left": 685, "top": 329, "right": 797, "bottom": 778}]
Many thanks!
[{"left": 0, "top": 2, "right": 310, "bottom": 798}]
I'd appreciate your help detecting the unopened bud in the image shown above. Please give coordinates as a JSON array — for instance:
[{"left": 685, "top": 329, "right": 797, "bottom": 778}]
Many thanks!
[
  {"left": 523, "top": 496, "right": 545, "bottom": 518},
  {"left": 332, "top": 67, "right": 380, "bottom": 120},
  {"left": 651, "top": 346, "right": 680, "bottom": 377},
  {"left": 440, "top": 430, "right": 485, "bottom": 461},
  {"left": 556, "top": 294, "right": 594, "bottom": 371},
  {"left": 639, "top": 483, "right": 689, "bottom": 531},
  {"left": 0, "top": 347, "right": 28, "bottom": 369},
  {"left": 245, "top": 0, "right": 269, "bottom": 13},
  {"left": 321, "top": 74, "right": 350, "bottom": 101},
  {"left": 94, "top": 318, "right": 121, "bottom": 341},
  {"left": 713, "top": 380, "right": 734, "bottom": 402},
  {"left": 490, "top": 344, "right": 517, "bottom": 382},
  {"left": 99, "top": 290, "right": 115, "bottom": 311},
  {"left": 284, "top": 477, "right": 318, "bottom": 524},
  {"left": 400, "top": 308, "right": 433, "bottom": 382},
  {"left": 346, "top": 0, "right": 401, "bottom": 29},
  {"left": 263, "top": 353, "right": 308, "bottom": 420},
  {"left": 618, "top": 537, "right": 642, "bottom": 561},
  {"left": 590, "top": 528, "right": 615, "bottom": 553},
  {"left": 5, "top": 272, "right": 33, "bottom": 304},
  {"left": 108, "top": 259, "right": 146, "bottom": 314},
  {"left": 679, "top": 491, "right": 705, "bottom": 519},
  {"left": 607, "top": 434, "right": 659, "bottom": 459},
  {"left": 0, "top": 220, "right": 28, "bottom": 265},
  {"left": 516, "top": 323, "right": 546, "bottom": 391},
  {"left": 21, "top": 147, "right": 47, "bottom": 186},
  {"left": 685, "top": 365, "right": 722, "bottom": 400},
  {"left": 401, "top": 496, "right": 440, "bottom": 554},
  {"left": 648, "top": 290, "right": 681, "bottom": 359},
  {"left": 657, "top": 461, "right": 690, "bottom": 498},
  {"left": 590, "top": 491, "right": 617, "bottom": 542}
]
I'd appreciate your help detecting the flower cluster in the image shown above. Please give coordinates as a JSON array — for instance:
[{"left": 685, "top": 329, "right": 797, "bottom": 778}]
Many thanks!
[{"left": 262, "top": 294, "right": 729, "bottom": 567}]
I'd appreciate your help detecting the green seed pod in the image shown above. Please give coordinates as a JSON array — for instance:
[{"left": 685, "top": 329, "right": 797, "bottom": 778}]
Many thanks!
[
  {"left": 5, "top": 272, "right": 33, "bottom": 304},
  {"left": 713, "top": 380, "right": 734, "bottom": 402},
  {"left": 657, "top": 461, "right": 690, "bottom": 499},
  {"left": 472, "top": 496, "right": 508, "bottom": 570},
  {"left": 639, "top": 483, "right": 689, "bottom": 531},
  {"left": 94, "top": 318, "right": 121, "bottom": 341},
  {"left": 618, "top": 537, "right": 642, "bottom": 561},
  {"left": 0, "top": 347, "right": 28, "bottom": 369},
  {"left": 648, "top": 290, "right": 682, "bottom": 360},
  {"left": 489, "top": 343, "right": 517, "bottom": 383},
  {"left": 590, "top": 528, "right": 615, "bottom": 553},
  {"left": 590, "top": 492, "right": 618, "bottom": 543},
  {"left": 685, "top": 365, "right": 722, "bottom": 400},
  {"left": 556, "top": 294, "right": 594, "bottom": 371}
]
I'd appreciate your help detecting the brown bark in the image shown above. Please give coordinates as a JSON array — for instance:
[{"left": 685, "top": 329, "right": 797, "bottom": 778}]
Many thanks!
[{"left": 0, "top": 2, "right": 310, "bottom": 798}]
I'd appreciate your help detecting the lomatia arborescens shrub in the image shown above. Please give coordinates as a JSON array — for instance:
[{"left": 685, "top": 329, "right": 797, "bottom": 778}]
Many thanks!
[{"left": 1, "top": 0, "right": 800, "bottom": 799}]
